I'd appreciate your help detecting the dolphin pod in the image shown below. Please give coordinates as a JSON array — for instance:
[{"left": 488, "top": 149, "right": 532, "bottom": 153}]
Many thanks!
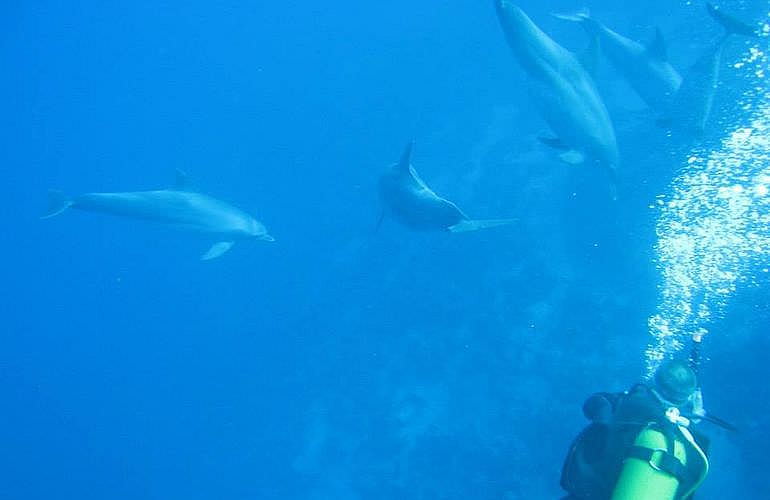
[
  {"left": 43, "top": 170, "right": 274, "bottom": 260},
  {"left": 494, "top": 0, "right": 620, "bottom": 195},
  {"left": 553, "top": 10, "right": 682, "bottom": 113},
  {"left": 44, "top": 3, "right": 758, "bottom": 258},
  {"left": 558, "top": 3, "right": 758, "bottom": 136},
  {"left": 378, "top": 143, "right": 517, "bottom": 233}
]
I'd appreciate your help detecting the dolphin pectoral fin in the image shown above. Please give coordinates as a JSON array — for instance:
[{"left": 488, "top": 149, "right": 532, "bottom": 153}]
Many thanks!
[
  {"left": 646, "top": 27, "right": 669, "bottom": 61},
  {"left": 558, "top": 150, "right": 586, "bottom": 165},
  {"left": 538, "top": 136, "right": 569, "bottom": 150},
  {"left": 201, "top": 241, "right": 235, "bottom": 260},
  {"left": 448, "top": 218, "right": 518, "bottom": 233},
  {"left": 41, "top": 190, "right": 73, "bottom": 219}
]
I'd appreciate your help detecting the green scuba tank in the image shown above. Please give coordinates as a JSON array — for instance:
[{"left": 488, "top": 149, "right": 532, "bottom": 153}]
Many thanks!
[{"left": 611, "top": 425, "right": 688, "bottom": 500}]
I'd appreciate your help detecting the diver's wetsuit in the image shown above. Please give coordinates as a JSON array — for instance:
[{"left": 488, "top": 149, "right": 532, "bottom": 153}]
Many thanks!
[{"left": 560, "top": 384, "right": 707, "bottom": 500}]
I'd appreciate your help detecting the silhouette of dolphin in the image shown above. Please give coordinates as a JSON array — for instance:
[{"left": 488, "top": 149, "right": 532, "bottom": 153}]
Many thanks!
[
  {"left": 43, "top": 170, "right": 274, "bottom": 260},
  {"left": 378, "top": 143, "right": 516, "bottom": 233}
]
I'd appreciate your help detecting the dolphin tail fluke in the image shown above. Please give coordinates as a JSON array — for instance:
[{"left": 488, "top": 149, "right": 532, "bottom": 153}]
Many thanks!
[
  {"left": 448, "top": 218, "right": 518, "bottom": 233},
  {"left": 201, "top": 241, "right": 235, "bottom": 260},
  {"left": 706, "top": 3, "right": 758, "bottom": 38},
  {"left": 41, "top": 190, "right": 73, "bottom": 219}
]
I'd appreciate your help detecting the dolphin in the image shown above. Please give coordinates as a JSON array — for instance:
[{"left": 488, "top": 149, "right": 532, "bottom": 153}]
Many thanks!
[
  {"left": 554, "top": 10, "right": 682, "bottom": 112},
  {"left": 378, "top": 143, "right": 516, "bottom": 233},
  {"left": 663, "top": 3, "right": 759, "bottom": 136},
  {"left": 494, "top": 1, "right": 619, "bottom": 193},
  {"left": 43, "top": 170, "right": 274, "bottom": 260}
]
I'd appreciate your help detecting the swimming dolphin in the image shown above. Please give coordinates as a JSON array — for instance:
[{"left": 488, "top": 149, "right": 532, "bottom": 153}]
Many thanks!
[
  {"left": 663, "top": 3, "right": 758, "bottom": 136},
  {"left": 554, "top": 10, "right": 682, "bottom": 112},
  {"left": 494, "top": 1, "right": 619, "bottom": 192},
  {"left": 43, "top": 170, "right": 274, "bottom": 260},
  {"left": 378, "top": 143, "right": 516, "bottom": 233}
]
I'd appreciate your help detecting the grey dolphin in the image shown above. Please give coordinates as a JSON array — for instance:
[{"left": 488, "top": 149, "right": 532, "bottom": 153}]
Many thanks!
[
  {"left": 664, "top": 3, "right": 758, "bottom": 136},
  {"left": 43, "top": 170, "right": 274, "bottom": 260},
  {"left": 555, "top": 11, "right": 682, "bottom": 112},
  {"left": 378, "top": 143, "right": 516, "bottom": 233},
  {"left": 494, "top": 1, "right": 619, "bottom": 192}
]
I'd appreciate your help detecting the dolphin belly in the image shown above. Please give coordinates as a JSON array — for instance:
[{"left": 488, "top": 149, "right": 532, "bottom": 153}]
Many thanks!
[
  {"left": 535, "top": 73, "right": 619, "bottom": 169},
  {"left": 379, "top": 170, "right": 466, "bottom": 231},
  {"left": 384, "top": 188, "right": 465, "bottom": 231}
]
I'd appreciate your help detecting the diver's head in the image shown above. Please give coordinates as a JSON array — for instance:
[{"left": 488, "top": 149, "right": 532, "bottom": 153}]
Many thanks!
[{"left": 653, "top": 359, "right": 698, "bottom": 406}]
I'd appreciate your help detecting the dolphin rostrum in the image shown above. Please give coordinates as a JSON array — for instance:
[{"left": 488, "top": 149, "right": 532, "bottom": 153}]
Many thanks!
[
  {"left": 43, "top": 170, "right": 274, "bottom": 260},
  {"left": 663, "top": 3, "right": 759, "bottom": 136},
  {"left": 554, "top": 10, "right": 682, "bottom": 113},
  {"left": 494, "top": 1, "right": 619, "bottom": 194},
  {"left": 378, "top": 143, "right": 516, "bottom": 233}
]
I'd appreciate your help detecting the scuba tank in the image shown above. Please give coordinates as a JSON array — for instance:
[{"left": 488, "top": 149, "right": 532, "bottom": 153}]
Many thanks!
[{"left": 611, "top": 409, "right": 708, "bottom": 500}]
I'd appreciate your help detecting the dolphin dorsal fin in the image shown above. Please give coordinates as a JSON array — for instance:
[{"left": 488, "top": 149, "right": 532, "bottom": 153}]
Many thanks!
[
  {"left": 174, "top": 169, "right": 191, "bottom": 190},
  {"left": 647, "top": 27, "right": 668, "bottom": 61},
  {"left": 397, "top": 141, "right": 414, "bottom": 172}
]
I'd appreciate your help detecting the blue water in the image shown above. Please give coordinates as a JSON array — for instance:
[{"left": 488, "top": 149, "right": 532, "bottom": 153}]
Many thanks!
[{"left": 3, "top": 0, "right": 769, "bottom": 498}]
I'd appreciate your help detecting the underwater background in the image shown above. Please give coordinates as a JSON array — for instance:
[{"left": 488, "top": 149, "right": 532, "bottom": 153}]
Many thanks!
[{"left": 2, "top": 0, "right": 769, "bottom": 498}]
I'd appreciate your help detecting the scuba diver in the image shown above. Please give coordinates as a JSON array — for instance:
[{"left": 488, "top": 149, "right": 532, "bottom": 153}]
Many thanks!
[{"left": 559, "top": 359, "right": 714, "bottom": 499}]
